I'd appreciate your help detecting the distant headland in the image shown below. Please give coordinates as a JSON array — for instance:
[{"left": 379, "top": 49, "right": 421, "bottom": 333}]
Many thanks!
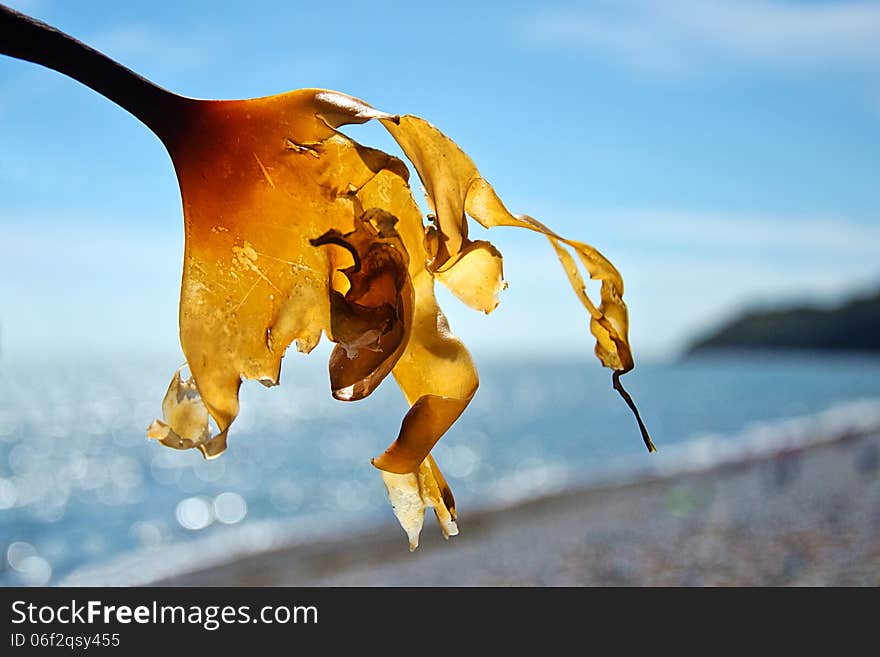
[{"left": 686, "top": 288, "right": 880, "bottom": 355}]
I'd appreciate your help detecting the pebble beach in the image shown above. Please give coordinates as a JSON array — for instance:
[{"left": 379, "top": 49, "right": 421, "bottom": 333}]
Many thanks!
[{"left": 65, "top": 425, "right": 878, "bottom": 587}]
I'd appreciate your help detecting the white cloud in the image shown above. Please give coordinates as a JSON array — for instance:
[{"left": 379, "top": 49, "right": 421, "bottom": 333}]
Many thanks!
[
  {"left": 604, "top": 210, "right": 880, "bottom": 256},
  {"left": 526, "top": 0, "right": 880, "bottom": 75}
]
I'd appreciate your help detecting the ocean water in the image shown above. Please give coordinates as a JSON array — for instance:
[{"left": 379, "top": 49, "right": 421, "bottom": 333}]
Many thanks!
[{"left": 1, "top": 349, "right": 880, "bottom": 586}]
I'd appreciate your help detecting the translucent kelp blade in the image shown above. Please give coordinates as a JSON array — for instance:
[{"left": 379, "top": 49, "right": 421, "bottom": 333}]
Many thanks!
[
  {"left": 380, "top": 116, "right": 635, "bottom": 374},
  {"left": 377, "top": 115, "right": 652, "bottom": 449},
  {"left": 311, "top": 210, "right": 414, "bottom": 401},
  {"left": 434, "top": 240, "right": 506, "bottom": 314},
  {"left": 381, "top": 456, "right": 458, "bottom": 551},
  {"left": 140, "top": 86, "right": 649, "bottom": 551},
  {"left": 426, "top": 453, "right": 457, "bottom": 523},
  {"left": 354, "top": 166, "right": 479, "bottom": 475},
  {"left": 146, "top": 368, "right": 213, "bottom": 455},
  {"left": 155, "top": 90, "right": 411, "bottom": 457},
  {"left": 0, "top": 0, "right": 653, "bottom": 551}
]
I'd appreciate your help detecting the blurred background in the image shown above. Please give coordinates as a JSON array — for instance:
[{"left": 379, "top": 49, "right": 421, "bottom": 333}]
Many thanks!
[{"left": 1, "top": 0, "right": 878, "bottom": 586}]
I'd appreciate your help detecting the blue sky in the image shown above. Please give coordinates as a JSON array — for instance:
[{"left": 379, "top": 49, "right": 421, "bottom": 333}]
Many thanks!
[{"left": 1, "top": 0, "right": 879, "bottom": 361}]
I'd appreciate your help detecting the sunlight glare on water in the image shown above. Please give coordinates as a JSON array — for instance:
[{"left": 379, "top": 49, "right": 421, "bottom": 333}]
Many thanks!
[{"left": 1, "top": 348, "right": 880, "bottom": 585}]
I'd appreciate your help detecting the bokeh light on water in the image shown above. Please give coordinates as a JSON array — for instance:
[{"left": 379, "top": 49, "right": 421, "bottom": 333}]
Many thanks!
[{"left": 1, "top": 349, "right": 880, "bottom": 585}]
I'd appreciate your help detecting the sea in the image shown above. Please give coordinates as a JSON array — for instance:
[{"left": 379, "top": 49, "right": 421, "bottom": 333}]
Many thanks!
[{"left": 2, "top": 349, "right": 880, "bottom": 585}]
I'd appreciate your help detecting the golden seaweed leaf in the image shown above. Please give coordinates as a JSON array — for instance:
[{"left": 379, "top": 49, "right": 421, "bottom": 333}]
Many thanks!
[
  {"left": 310, "top": 209, "right": 414, "bottom": 402},
  {"left": 0, "top": 6, "right": 654, "bottom": 551},
  {"left": 381, "top": 455, "right": 458, "bottom": 552},
  {"left": 143, "top": 90, "right": 652, "bottom": 547}
]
